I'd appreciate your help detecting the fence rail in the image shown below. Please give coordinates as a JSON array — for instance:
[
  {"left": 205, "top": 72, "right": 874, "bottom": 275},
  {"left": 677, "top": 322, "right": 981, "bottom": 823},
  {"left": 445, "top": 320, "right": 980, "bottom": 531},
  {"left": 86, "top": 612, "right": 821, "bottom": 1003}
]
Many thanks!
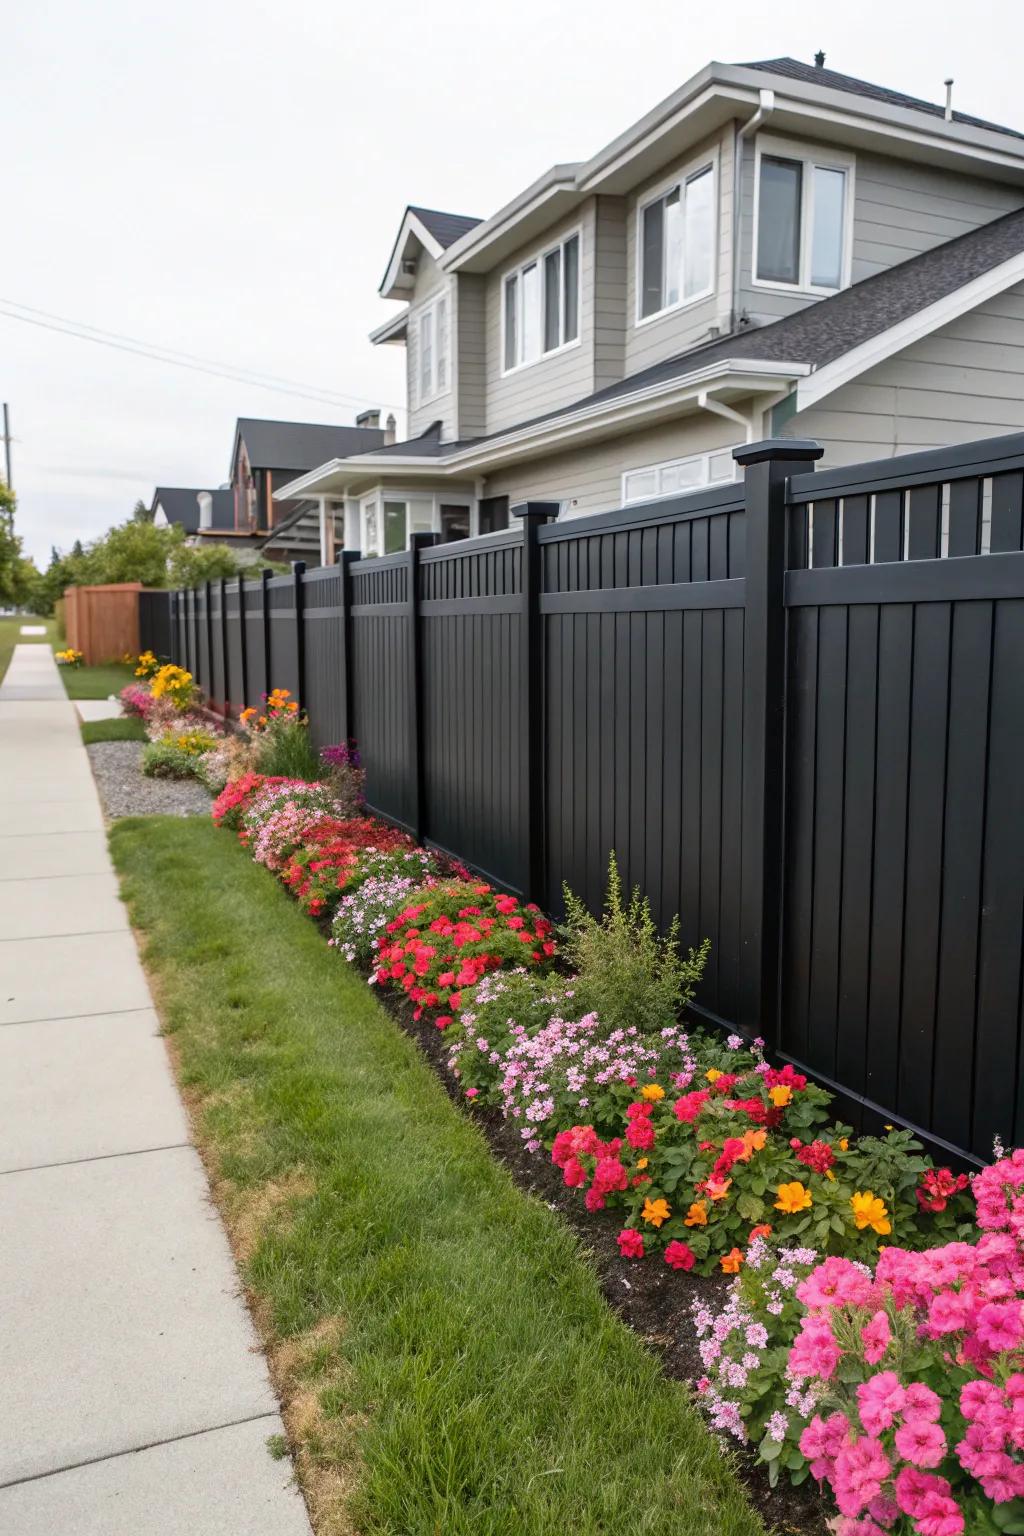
[{"left": 145, "top": 429, "right": 1024, "bottom": 1165}]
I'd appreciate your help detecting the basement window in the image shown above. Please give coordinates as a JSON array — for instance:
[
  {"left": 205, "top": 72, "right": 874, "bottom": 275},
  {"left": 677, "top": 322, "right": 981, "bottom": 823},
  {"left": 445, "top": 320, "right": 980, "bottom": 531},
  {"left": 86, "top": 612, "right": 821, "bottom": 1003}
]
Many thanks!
[{"left": 622, "top": 445, "right": 739, "bottom": 505}]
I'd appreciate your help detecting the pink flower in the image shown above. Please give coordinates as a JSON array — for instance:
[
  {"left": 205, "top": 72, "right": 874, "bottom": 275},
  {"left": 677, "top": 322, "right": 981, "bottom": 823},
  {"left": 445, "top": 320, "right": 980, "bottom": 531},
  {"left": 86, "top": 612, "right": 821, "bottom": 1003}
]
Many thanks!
[
  {"left": 789, "top": 1317, "right": 842, "bottom": 1381},
  {"left": 903, "top": 1382, "right": 942, "bottom": 1424},
  {"left": 894, "top": 1418, "right": 947, "bottom": 1468},
  {"left": 894, "top": 1468, "right": 963, "bottom": 1534},
  {"left": 617, "top": 1228, "right": 644, "bottom": 1259},
  {"left": 800, "top": 1412, "right": 851, "bottom": 1480},
  {"left": 583, "top": 1187, "right": 605, "bottom": 1212},
  {"left": 857, "top": 1372, "right": 906, "bottom": 1436},
  {"left": 976, "top": 1300, "right": 1024, "bottom": 1354},
  {"left": 797, "top": 1256, "right": 874, "bottom": 1313},
  {"left": 860, "top": 1311, "right": 891, "bottom": 1364},
  {"left": 832, "top": 1435, "right": 891, "bottom": 1517}
]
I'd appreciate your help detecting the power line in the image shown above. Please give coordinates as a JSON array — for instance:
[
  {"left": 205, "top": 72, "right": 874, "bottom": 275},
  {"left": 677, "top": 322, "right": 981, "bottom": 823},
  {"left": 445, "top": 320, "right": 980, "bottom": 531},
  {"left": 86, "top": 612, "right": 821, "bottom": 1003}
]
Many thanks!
[{"left": 0, "top": 298, "right": 405, "bottom": 414}]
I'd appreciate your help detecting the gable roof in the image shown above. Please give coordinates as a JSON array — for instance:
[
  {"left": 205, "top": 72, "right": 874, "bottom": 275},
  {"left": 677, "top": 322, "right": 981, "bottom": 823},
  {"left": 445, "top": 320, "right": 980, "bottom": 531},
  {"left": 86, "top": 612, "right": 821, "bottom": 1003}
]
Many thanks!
[
  {"left": 232, "top": 418, "right": 385, "bottom": 476},
  {"left": 408, "top": 206, "right": 481, "bottom": 249},
  {"left": 151, "top": 486, "right": 233, "bottom": 533},
  {"left": 741, "top": 57, "right": 1024, "bottom": 141}
]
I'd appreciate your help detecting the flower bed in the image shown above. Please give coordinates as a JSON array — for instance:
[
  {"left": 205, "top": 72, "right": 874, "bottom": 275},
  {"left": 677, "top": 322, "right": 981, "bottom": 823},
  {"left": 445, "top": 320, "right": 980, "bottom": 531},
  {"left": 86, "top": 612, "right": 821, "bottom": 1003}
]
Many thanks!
[{"left": 201, "top": 759, "right": 1008, "bottom": 1536}]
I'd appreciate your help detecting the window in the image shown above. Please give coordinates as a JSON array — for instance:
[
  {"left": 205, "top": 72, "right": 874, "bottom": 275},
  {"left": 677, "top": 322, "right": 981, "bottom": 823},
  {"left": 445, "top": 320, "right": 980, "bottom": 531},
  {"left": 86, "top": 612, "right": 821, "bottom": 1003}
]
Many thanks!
[
  {"left": 503, "top": 232, "right": 580, "bottom": 372},
  {"left": 639, "top": 162, "right": 715, "bottom": 320},
  {"left": 417, "top": 291, "right": 450, "bottom": 402},
  {"left": 622, "top": 446, "right": 739, "bottom": 505},
  {"left": 440, "top": 503, "right": 470, "bottom": 542},
  {"left": 478, "top": 496, "right": 510, "bottom": 534},
  {"left": 754, "top": 138, "right": 853, "bottom": 292},
  {"left": 383, "top": 501, "right": 407, "bottom": 554}
]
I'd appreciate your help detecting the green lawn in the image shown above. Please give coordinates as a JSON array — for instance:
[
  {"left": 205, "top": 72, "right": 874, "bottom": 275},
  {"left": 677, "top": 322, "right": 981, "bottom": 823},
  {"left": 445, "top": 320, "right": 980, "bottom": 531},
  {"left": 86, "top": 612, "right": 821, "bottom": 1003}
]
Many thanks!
[
  {"left": 58, "top": 659, "right": 135, "bottom": 699},
  {"left": 80, "top": 716, "right": 146, "bottom": 744},
  {"left": 0, "top": 615, "right": 56, "bottom": 683},
  {"left": 110, "top": 817, "right": 764, "bottom": 1536}
]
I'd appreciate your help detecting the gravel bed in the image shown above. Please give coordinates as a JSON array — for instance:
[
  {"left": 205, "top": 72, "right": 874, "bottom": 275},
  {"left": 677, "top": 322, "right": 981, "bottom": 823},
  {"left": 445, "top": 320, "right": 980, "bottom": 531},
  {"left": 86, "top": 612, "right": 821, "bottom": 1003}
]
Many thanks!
[{"left": 86, "top": 741, "right": 213, "bottom": 819}]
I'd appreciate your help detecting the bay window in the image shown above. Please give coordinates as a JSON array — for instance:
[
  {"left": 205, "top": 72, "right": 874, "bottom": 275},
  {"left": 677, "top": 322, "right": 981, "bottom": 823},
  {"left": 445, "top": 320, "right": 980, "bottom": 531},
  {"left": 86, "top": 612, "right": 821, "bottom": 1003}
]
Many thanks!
[
  {"left": 417, "top": 290, "right": 450, "bottom": 402},
  {"left": 638, "top": 161, "right": 715, "bottom": 320},
  {"left": 503, "top": 231, "right": 580, "bottom": 372},
  {"left": 755, "top": 138, "right": 853, "bottom": 292}
]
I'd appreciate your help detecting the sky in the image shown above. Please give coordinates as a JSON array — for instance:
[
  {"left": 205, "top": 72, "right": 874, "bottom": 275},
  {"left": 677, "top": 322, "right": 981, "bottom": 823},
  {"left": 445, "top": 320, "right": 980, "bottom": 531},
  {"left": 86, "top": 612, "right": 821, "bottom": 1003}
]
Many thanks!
[{"left": 3, "top": 0, "right": 1022, "bottom": 565}]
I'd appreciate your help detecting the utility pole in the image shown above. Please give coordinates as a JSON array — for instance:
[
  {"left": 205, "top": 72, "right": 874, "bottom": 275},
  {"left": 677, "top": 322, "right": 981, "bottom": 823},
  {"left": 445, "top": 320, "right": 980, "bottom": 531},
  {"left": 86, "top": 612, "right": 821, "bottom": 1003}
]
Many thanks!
[{"left": 1, "top": 404, "right": 11, "bottom": 491}]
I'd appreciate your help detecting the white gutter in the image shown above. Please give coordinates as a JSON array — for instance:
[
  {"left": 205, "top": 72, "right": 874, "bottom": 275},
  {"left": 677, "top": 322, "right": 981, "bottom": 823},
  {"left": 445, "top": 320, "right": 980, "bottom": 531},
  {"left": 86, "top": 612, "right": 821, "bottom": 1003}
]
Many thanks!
[
  {"left": 731, "top": 89, "right": 774, "bottom": 330},
  {"left": 275, "top": 357, "right": 811, "bottom": 501}
]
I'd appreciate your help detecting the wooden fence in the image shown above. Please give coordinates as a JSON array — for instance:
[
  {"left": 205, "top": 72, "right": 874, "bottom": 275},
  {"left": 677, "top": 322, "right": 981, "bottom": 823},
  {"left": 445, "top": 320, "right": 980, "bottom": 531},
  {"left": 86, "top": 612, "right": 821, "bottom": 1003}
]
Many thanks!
[{"left": 148, "top": 430, "right": 1024, "bottom": 1165}]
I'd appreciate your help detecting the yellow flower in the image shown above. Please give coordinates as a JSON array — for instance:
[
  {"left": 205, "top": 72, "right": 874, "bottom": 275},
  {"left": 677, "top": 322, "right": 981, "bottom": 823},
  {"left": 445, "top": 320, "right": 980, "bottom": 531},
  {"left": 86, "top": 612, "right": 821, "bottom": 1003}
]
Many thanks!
[
  {"left": 839, "top": 1138, "right": 849, "bottom": 1152},
  {"left": 705, "top": 1068, "right": 723, "bottom": 1083},
  {"left": 635, "top": 1158, "right": 649, "bottom": 1170},
  {"left": 640, "top": 1084, "right": 665, "bottom": 1102},
  {"left": 851, "top": 1191, "right": 891, "bottom": 1235},
  {"left": 720, "top": 1247, "right": 744, "bottom": 1273},
  {"left": 774, "top": 1181, "right": 813, "bottom": 1214},
  {"left": 642, "top": 1197, "right": 671, "bottom": 1228},
  {"left": 768, "top": 1084, "right": 792, "bottom": 1108},
  {"left": 684, "top": 1201, "right": 708, "bottom": 1227}
]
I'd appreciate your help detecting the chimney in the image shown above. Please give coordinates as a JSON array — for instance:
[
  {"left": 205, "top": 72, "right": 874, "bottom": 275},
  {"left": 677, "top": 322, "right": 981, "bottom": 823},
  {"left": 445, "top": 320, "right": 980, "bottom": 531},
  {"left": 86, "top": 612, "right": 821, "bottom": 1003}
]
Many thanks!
[
  {"left": 356, "top": 408, "right": 381, "bottom": 430},
  {"left": 944, "top": 78, "right": 954, "bottom": 121},
  {"left": 814, "top": 49, "right": 826, "bottom": 69},
  {"left": 384, "top": 412, "right": 397, "bottom": 446},
  {"left": 197, "top": 491, "right": 213, "bottom": 530}
]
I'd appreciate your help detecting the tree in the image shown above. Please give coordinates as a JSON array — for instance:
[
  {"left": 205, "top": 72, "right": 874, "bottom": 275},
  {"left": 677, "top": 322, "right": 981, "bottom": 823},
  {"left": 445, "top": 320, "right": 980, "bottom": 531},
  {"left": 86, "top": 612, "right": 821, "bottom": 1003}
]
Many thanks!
[
  {"left": 0, "top": 482, "right": 41, "bottom": 609},
  {"left": 131, "top": 498, "right": 153, "bottom": 523},
  {"left": 167, "top": 541, "right": 251, "bottom": 587}
]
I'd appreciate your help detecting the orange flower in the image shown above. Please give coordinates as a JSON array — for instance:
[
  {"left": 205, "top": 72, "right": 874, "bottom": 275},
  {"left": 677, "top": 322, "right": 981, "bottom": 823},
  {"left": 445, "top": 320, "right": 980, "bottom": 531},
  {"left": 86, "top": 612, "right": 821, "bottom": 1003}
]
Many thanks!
[
  {"left": 642, "top": 1197, "right": 671, "bottom": 1227},
  {"left": 640, "top": 1083, "right": 665, "bottom": 1102},
  {"left": 741, "top": 1128, "right": 768, "bottom": 1157},
  {"left": 720, "top": 1247, "right": 744, "bottom": 1273},
  {"left": 684, "top": 1201, "right": 708, "bottom": 1227},
  {"left": 705, "top": 1068, "right": 723, "bottom": 1083},
  {"left": 768, "top": 1084, "right": 792, "bottom": 1108},
  {"left": 635, "top": 1157, "right": 649, "bottom": 1170},
  {"left": 774, "top": 1181, "right": 812, "bottom": 1214},
  {"left": 749, "top": 1224, "right": 773, "bottom": 1241},
  {"left": 706, "top": 1176, "right": 732, "bottom": 1202}
]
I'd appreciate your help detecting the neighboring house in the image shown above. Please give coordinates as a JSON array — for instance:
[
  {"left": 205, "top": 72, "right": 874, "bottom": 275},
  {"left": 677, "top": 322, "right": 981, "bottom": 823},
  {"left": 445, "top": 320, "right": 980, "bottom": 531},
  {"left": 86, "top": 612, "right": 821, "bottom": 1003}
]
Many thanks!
[
  {"left": 277, "top": 55, "right": 1024, "bottom": 558},
  {"left": 150, "top": 486, "right": 236, "bottom": 539},
  {"left": 230, "top": 414, "right": 390, "bottom": 560}
]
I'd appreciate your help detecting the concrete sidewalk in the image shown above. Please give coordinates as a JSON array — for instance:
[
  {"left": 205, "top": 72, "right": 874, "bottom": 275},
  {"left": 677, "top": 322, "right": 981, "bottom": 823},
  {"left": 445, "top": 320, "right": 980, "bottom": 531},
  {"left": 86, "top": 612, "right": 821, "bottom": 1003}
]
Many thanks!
[{"left": 0, "top": 646, "right": 312, "bottom": 1533}]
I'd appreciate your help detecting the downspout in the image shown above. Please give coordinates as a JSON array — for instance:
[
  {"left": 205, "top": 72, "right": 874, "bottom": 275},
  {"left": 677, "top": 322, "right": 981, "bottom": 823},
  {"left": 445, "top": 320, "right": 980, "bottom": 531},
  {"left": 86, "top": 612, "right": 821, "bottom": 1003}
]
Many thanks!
[{"left": 731, "top": 89, "right": 775, "bottom": 334}]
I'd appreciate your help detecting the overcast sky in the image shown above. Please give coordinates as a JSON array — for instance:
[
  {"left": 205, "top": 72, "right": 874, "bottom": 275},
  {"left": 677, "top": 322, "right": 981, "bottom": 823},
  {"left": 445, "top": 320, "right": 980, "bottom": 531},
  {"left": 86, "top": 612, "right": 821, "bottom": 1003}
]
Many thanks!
[{"left": 4, "top": 0, "right": 1022, "bottom": 564}]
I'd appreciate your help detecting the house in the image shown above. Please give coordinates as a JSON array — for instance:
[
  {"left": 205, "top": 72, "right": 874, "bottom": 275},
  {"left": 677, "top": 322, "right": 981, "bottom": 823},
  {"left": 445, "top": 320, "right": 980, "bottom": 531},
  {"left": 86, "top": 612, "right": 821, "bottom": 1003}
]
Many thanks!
[
  {"left": 276, "top": 56, "right": 1024, "bottom": 559},
  {"left": 150, "top": 486, "right": 241, "bottom": 542},
  {"left": 230, "top": 414, "right": 390, "bottom": 560}
]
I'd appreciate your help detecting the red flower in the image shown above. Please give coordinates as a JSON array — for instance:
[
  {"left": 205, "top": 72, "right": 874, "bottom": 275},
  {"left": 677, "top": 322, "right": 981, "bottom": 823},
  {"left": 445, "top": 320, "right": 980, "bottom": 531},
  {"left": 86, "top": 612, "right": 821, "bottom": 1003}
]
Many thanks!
[
  {"left": 674, "top": 1090, "right": 710, "bottom": 1124},
  {"left": 664, "top": 1240, "right": 696, "bottom": 1272},
  {"left": 626, "top": 1117, "right": 655, "bottom": 1150},
  {"left": 617, "top": 1229, "right": 645, "bottom": 1259}
]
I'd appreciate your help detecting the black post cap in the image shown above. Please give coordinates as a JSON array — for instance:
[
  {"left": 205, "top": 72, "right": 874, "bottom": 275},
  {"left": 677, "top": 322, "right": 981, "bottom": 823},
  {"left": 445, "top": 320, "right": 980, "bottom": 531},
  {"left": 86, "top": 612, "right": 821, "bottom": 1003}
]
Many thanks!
[
  {"left": 733, "top": 439, "right": 825, "bottom": 467},
  {"left": 511, "top": 501, "right": 561, "bottom": 521}
]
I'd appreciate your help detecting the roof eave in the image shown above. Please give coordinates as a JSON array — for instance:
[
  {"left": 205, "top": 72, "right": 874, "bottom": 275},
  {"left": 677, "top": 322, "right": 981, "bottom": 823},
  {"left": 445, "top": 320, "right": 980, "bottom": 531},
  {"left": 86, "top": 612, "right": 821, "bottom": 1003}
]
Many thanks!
[{"left": 379, "top": 209, "right": 447, "bottom": 300}]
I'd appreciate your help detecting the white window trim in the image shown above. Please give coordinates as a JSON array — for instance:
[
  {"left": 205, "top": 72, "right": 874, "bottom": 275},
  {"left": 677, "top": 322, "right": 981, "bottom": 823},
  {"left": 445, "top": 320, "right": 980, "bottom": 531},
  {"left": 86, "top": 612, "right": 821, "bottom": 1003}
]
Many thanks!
[
  {"left": 358, "top": 487, "right": 480, "bottom": 554},
  {"left": 634, "top": 148, "right": 719, "bottom": 327},
  {"left": 751, "top": 132, "right": 856, "bottom": 297},
  {"left": 499, "top": 225, "right": 583, "bottom": 378},
  {"left": 621, "top": 444, "right": 741, "bottom": 506},
  {"left": 415, "top": 287, "right": 451, "bottom": 407}
]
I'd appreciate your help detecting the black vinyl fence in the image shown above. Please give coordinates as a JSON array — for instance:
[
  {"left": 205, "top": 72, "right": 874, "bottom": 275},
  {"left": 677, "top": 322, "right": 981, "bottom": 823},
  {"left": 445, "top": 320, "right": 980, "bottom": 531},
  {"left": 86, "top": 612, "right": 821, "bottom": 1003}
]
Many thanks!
[{"left": 146, "top": 431, "right": 1024, "bottom": 1166}]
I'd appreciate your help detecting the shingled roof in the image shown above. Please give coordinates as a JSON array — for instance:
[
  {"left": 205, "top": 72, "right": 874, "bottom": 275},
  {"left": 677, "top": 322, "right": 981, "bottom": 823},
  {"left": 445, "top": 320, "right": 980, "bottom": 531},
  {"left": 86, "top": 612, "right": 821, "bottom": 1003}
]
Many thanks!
[
  {"left": 408, "top": 206, "right": 482, "bottom": 249},
  {"left": 151, "top": 486, "right": 233, "bottom": 533},
  {"left": 741, "top": 57, "right": 1024, "bottom": 141},
  {"left": 233, "top": 418, "right": 385, "bottom": 474}
]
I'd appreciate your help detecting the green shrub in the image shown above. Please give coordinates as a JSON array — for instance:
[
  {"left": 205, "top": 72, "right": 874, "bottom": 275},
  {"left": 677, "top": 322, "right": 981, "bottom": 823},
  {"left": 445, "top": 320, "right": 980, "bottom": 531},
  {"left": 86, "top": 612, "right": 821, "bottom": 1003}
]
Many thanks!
[
  {"left": 561, "top": 851, "right": 709, "bottom": 1033},
  {"left": 253, "top": 717, "right": 322, "bottom": 780},
  {"left": 141, "top": 729, "right": 218, "bottom": 780}
]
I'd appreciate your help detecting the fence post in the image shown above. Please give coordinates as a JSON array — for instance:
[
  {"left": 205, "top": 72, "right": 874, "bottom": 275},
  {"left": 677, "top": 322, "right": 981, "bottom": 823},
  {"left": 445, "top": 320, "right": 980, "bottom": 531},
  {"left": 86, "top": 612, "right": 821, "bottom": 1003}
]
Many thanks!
[
  {"left": 218, "top": 576, "right": 229, "bottom": 713},
  {"left": 292, "top": 560, "right": 306, "bottom": 708},
  {"left": 733, "top": 438, "right": 823, "bottom": 1045},
  {"left": 408, "top": 532, "right": 438, "bottom": 845},
  {"left": 260, "top": 567, "right": 272, "bottom": 697},
  {"left": 337, "top": 550, "right": 357, "bottom": 743},
  {"left": 512, "top": 501, "right": 559, "bottom": 905},
  {"left": 203, "top": 580, "right": 214, "bottom": 701}
]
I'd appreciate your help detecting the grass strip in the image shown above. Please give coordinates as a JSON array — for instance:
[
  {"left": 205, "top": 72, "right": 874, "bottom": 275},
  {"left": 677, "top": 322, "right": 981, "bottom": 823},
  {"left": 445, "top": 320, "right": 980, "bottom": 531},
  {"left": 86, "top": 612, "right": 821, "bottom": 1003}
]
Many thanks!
[
  {"left": 58, "top": 659, "right": 134, "bottom": 699},
  {"left": 110, "top": 816, "right": 764, "bottom": 1536},
  {"left": 0, "top": 615, "right": 55, "bottom": 682},
  {"left": 81, "top": 716, "right": 147, "bottom": 744}
]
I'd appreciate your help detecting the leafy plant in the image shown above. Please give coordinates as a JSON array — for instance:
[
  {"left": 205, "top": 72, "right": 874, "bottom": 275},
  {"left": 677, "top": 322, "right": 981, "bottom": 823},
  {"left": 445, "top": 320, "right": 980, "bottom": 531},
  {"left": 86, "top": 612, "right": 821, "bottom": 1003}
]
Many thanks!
[
  {"left": 561, "top": 851, "right": 709, "bottom": 1033},
  {"left": 141, "top": 729, "right": 218, "bottom": 779}
]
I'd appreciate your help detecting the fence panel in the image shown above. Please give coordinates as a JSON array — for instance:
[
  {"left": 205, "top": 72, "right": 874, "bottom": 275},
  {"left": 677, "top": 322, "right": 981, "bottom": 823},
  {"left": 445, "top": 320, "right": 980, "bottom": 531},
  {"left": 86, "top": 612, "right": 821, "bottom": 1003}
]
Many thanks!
[
  {"left": 138, "top": 590, "right": 172, "bottom": 659},
  {"left": 538, "top": 488, "right": 747, "bottom": 1022},
  {"left": 209, "top": 582, "right": 227, "bottom": 712},
  {"left": 243, "top": 580, "right": 267, "bottom": 705},
  {"left": 419, "top": 532, "right": 524, "bottom": 888},
  {"left": 266, "top": 576, "right": 299, "bottom": 701},
  {"left": 301, "top": 564, "right": 347, "bottom": 751},
  {"left": 782, "top": 439, "right": 1024, "bottom": 1159},
  {"left": 350, "top": 553, "right": 416, "bottom": 831},
  {"left": 224, "top": 581, "right": 245, "bottom": 715}
]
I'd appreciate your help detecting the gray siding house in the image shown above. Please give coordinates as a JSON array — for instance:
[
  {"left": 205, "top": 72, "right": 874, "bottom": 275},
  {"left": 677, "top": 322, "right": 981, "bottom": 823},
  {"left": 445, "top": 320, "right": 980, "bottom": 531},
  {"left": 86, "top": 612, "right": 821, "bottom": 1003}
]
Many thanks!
[{"left": 276, "top": 55, "right": 1024, "bottom": 556}]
